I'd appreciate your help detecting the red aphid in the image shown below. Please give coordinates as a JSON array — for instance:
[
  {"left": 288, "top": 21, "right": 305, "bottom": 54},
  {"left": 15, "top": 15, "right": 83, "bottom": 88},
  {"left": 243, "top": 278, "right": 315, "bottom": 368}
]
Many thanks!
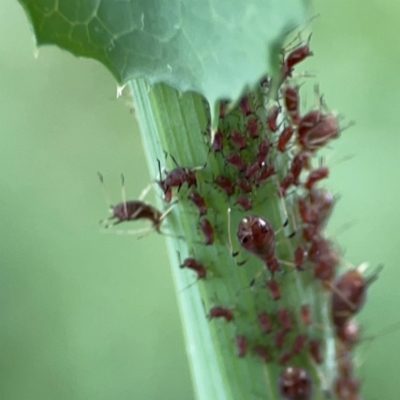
[
  {"left": 180, "top": 257, "right": 207, "bottom": 279},
  {"left": 236, "top": 177, "right": 252, "bottom": 194},
  {"left": 235, "top": 195, "right": 252, "bottom": 211},
  {"left": 188, "top": 191, "right": 207, "bottom": 217},
  {"left": 309, "top": 338, "right": 323, "bottom": 364},
  {"left": 257, "top": 311, "right": 272, "bottom": 334},
  {"left": 256, "top": 138, "right": 272, "bottom": 166},
  {"left": 304, "top": 167, "right": 329, "bottom": 190},
  {"left": 336, "top": 319, "right": 360, "bottom": 349},
  {"left": 208, "top": 306, "right": 234, "bottom": 322},
  {"left": 292, "top": 334, "right": 307, "bottom": 354},
  {"left": 239, "top": 95, "right": 253, "bottom": 116},
  {"left": 245, "top": 161, "right": 260, "bottom": 180},
  {"left": 247, "top": 117, "right": 259, "bottom": 138},
  {"left": 283, "top": 38, "right": 313, "bottom": 77},
  {"left": 278, "top": 366, "right": 313, "bottom": 400},
  {"left": 237, "top": 215, "right": 279, "bottom": 273},
  {"left": 226, "top": 152, "right": 246, "bottom": 172},
  {"left": 290, "top": 152, "right": 310, "bottom": 184},
  {"left": 277, "top": 308, "right": 292, "bottom": 331},
  {"left": 199, "top": 218, "right": 214, "bottom": 245},
  {"left": 266, "top": 278, "right": 281, "bottom": 300},
  {"left": 215, "top": 175, "right": 235, "bottom": 196},
  {"left": 278, "top": 126, "right": 295, "bottom": 153},
  {"left": 228, "top": 130, "right": 247, "bottom": 151},
  {"left": 294, "top": 245, "right": 305, "bottom": 270},
  {"left": 279, "top": 173, "right": 295, "bottom": 197},
  {"left": 284, "top": 85, "right": 300, "bottom": 124},
  {"left": 235, "top": 334, "right": 247, "bottom": 357},
  {"left": 212, "top": 129, "right": 223, "bottom": 153},
  {"left": 254, "top": 165, "right": 275, "bottom": 187},
  {"left": 334, "top": 376, "right": 360, "bottom": 400},
  {"left": 267, "top": 105, "right": 280, "bottom": 132},
  {"left": 253, "top": 344, "right": 271, "bottom": 363},
  {"left": 274, "top": 329, "right": 288, "bottom": 349},
  {"left": 219, "top": 100, "right": 228, "bottom": 119},
  {"left": 300, "top": 304, "right": 311, "bottom": 326},
  {"left": 331, "top": 269, "right": 368, "bottom": 328},
  {"left": 298, "top": 110, "right": 322, "bottom": 138},
  {"left": 279, "top": 351, "right": 292, "bottom": 365}
]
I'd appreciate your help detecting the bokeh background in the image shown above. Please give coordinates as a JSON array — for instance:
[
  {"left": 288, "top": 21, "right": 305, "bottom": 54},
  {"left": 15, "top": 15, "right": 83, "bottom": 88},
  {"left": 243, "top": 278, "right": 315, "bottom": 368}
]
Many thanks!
[{"left": 1, "top": 0, "right": 399, "bottom": 399}]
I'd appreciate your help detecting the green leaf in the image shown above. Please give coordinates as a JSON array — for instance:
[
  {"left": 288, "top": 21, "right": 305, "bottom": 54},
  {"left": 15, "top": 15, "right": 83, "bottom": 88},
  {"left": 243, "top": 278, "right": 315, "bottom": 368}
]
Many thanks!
[{"left": 18, "top": 0, "right": 308, "bottom": 105}]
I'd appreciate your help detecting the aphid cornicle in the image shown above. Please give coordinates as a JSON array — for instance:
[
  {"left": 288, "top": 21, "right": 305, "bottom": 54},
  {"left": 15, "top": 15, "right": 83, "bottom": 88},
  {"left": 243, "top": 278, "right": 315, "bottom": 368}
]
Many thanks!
[{"left": 278, "top": 366, "right": 313, "bottom": 400}]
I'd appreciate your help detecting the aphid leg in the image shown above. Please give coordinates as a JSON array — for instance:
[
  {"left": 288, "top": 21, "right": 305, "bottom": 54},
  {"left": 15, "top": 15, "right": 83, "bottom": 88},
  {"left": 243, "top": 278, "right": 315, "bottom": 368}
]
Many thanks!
[
  {"left": 159, "top": 201, "right": 178, "bottom": 222},
  {"left": 138, "top": 183, "right": 153, "bottom": 201}
]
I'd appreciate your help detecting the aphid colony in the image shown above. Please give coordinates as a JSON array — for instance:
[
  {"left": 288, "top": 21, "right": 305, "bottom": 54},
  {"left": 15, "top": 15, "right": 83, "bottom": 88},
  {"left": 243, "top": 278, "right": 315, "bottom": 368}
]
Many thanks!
[{"left": 100, "top": 36, "right": 377, "bottom": 400}]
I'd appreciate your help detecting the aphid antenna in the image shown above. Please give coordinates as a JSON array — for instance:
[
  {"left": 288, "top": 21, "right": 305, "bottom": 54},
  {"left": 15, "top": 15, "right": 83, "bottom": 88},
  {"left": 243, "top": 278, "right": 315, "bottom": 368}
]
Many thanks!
[
  {"left": 97, "top": 172, "right": 113, "bottom": 210},
  {"left": 138, "top": 183, "right": 153, "bottom": 201},
  {"left": 156, "top": 158, "right": 164, "bottom": 179},
  {"left": 283, "top": 19, "right": 317, "bottom": 52},
  {"left": 120, "top": 173, "right": 129, "bottom": 218}
]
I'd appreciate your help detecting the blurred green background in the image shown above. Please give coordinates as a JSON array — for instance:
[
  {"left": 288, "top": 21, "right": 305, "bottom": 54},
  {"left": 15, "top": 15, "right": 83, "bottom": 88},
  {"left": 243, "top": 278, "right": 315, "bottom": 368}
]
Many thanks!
[{"left": 1, "top": 1, "right": 399, "bottom": 399}]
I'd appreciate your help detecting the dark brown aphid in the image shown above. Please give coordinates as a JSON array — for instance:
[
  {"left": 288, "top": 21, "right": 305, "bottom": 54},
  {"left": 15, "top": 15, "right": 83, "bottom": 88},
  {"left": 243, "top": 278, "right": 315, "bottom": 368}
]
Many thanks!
[
  {"left": 334, "top": 376, "right": 360, "bottom": 400},
  {"left": 300, "top": 304, "right": 311, "bottom": 326},
  {"left": 253, "top": 344, "right": 271, "bottom": 363},
  {"left": 294, "top": 245, "right": 305, "bottom": 270},
  {"left": 256, "top": 138, "right": 272, "bottom": 166},
  {"left": 219, "top": 100, "right": 229, "bottom": 119},
  {"left": 267, "top": 105, "right": 280, "bottom": 132},
  {"left": 212, "top": 129, "right": 224, "bottom": 153},
  {"left": 247, "top": 117, "right": 260, "bottom": 138},
  {"left": 235, "top": 334, "right": 247, "bottom": 357},
  {"left": 245, "top": 161, "right": 261, "bottom": 180},
  {"left": 199, "top": 218, "right": 214, "bottom": 245},
  {"left": 284, "top": 85, "right": 300, "bottom": 124},
  {"left": 228, "top": 130, "right": 247, "bottom": 151},
  {"left": 254, "top": 165, "right": 275, "bottom": 187},
  {"left": 277, "top": 126, "right": 295, "bottom": 153},
  {"left": 278, "top": 366, "right": 313, "bottom": 400},
  {"left": 215, "top": 175, "right": 235, "bottom": 196},
  {"left": 235, "top": 195, "right": 252, "bottom": 211},
  {"left": 277, "top": 308, "right": 292, "bottom": 331},
  {"left": 237, "top": 215, "right": 280, "bottom": 273},
  {"left": 292, "top": 334, "right": 306, "bottom": 354},
  {"left": 236, "top": 177, "right": 252, "bottom": 194},
  {"left": 226, "top": 152, "right": 246, "bottom": 172},
  {"left": 331, "top": 268, "right": 369, "bottom": 327},
  {"left": 279, "top": 351, "right": 292, "bottom": 365},
  {"left": 274, "top": 329, "right": 288, "bottom": 349},
  {"left": 188, "top": 191, "right": 207, "bottom": 217},
  {"left": 266, "top": 278, "right": 281, "bottom": 300},
  {"left": 180, "top": 257, "right": 206, "bottom": 279},
  {"left": 304, "top": 166, "right": 329, "bottom": 190},
  {"left": 279, "top": 173, "right": 295, "bottom": 197},
  {"left": 239, "top": 95, "right": 253, "bottom": 116},
  {"left": 257, "top": 311, "right": 272, "bottom": 334},
  {"left": 309, "top": 338, "right": 323, "bottom": 364},
  {"left": 290, "top": 152, "right": 310, "bottom": 184},
  {"left": 208, "top": 306, "right": 234, "bottom": 322},
  {"left": 309, "top": 236, "right": 339, "bottom": 281}
]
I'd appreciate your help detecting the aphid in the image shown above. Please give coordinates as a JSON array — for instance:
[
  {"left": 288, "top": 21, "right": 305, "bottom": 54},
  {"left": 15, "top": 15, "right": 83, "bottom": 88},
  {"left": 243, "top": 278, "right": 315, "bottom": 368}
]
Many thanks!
[
  {"left": 98, "top": 173, "right": 170, "bottom": 234},
  {"left": 237, "top": 215, "right": 280, "bottom": 273},
  {"left": 245, "top": 161, "right": 261, "bottom": 180},
  {"left": 336, "top": 319, "right": 360, "bottom": 349},
  {"left": 290, "top": 152, "right": 310, "bottom": 184},
  {"left": 334, "top": 376, "right": 360, "bottom": 400},
  {"left": 157, "top": 158, "right": 197, "bottom": 202},
  {"left": 279, "top": 351, "right": 292, "bottom": 365},
  {"left": 257, "top": 311, "right": 272, "bottom": 334},
  {"left": 212, "top": 129, "right": 224, "bottom": 153},
  {"left": 188, "top": 191, "right": 207, "bottom": 217},
  {"left": 279, "top": 173, "right": 295, "bottom": 197},
  {"left": 298, "top": 113, "right": 339, "bottom": 152},
  {"left": 309, "top": 236, "right": 339, "bottom": 281},
  {"left": 267, "top": 105, "right": 280, "bottom": 132},
  {"left": 256, "top": 138, "right": 272, "bottom": 166},
  {"left": 292, "top": 334, "right": 306, "bottom": 354},
  {"left": 180, "top": 257, "right": 207, "bottom": 279},
  {"left": 277, "top": 308, "right": 292, "bottom": 331},
  {"left": 304, "top": 166, "right": 329, "bottom": 190},
  {"left": 199, "top": 218, "right": 214, "bottom": 245},
  {"left": 239, "top": 95, "right": 253, "bottom": 116},
  {"left": 247, "top": 117, "right": 260, "bottom": 138},
  {"left": 309, "top": 338, "right": 323, "bottom": 364},
  {"left": 277, "top": 126, "right": 294, "bottom": 153},
  {"left": 215, "top": 175, "right": 235, "bottom": 196},
  {"left": 266, "top": 278, "right": 281, "bottom": 300},
  {"left": 283, "top": 36, "right": 313, "bottom": 77},
  {"left": 294, "top": 245, "right": 305, "bottom": 270},
  {"left": 298, "top": 110, "right": 322, "bottom": 139},
  {"left": 331, "top": 268, "right": 372, "bottom": 328},
  {"left": 228, "top": 130, "right": 247, "bottom": 151},
  {"left": 234, "top": 195, "right": 252, "bottom": 211},
  {"left": 284, "top": 86, "right": 300, "bottom": 124},
  {"left": 300, "top": 304, "right": 311, "bottom": 326},
  {"left": 278, "top": 366, "right": 313, "bottom": 400},
  {"left": 274, "top": 329, "right": 287, "bottom": 349},
  {"left": 235, "top": 334, "right": 247, "bottom": 357},
  {"left": 253, "top": 344, "right": 271, "bottom": 363},
  {"left": 226, "top": 152, "right": 246, "bottom": 172},
  {"left": 254, "top": 165, "right": 275, "bottom": 187},
  {"left": 236, "top": 177, "right": 252, "bottom": 194},
  {"left": 208, "top": 306, "right": 234, "bottom": 322},
  {"left": 219, "top": 100, "right": 228, "bottom": 119}
]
